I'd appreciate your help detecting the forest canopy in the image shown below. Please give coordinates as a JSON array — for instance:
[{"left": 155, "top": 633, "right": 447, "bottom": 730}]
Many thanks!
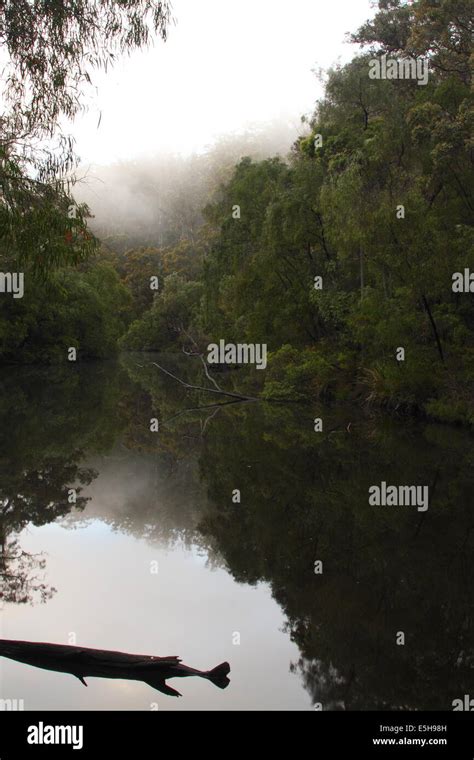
[{"left": 0, "top": 0, "right": 473, "bottom": 426}]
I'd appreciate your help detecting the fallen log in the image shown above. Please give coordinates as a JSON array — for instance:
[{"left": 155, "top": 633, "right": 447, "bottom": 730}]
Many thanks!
[{"left": 0, "top": 639, "right": 230, "bottom": 697}]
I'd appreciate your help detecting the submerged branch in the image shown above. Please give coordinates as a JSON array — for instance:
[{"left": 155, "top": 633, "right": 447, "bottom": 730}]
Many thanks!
[
  {"left": 182, "top": 346, "right": 223, "bottom": 391},
  {"left": 149, "top": 360, "right": 259, "bottom": 401},
  {"left": 159, "top": 398, "right": 253, "bottom": 428}
]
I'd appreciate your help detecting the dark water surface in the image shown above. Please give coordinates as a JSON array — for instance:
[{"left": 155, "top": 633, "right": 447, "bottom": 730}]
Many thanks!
[{"left": 0, "top": 356, "right": 473, "bottom": 710}]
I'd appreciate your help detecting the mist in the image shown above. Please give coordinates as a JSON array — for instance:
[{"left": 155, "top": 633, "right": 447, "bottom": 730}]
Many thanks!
[
  {"left": 73, "top": 121, "right": 303, "bottom": 249},
  {"left": 68, "top": 0, "right": 375, "bottom": 164},
  {"left": 69, "top": 0, "right": 375, "bottom": 244}
]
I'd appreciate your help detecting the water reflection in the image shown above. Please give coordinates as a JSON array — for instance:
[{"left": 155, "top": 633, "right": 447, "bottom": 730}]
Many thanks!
[
  {"left": 0, "top": 365, "right": 108, "bottom": 605},
  {"left": 1, "top": 356, "right": 473, "bottom": 709}
]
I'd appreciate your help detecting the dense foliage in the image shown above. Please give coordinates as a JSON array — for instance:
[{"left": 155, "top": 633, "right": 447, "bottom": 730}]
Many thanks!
[
  {"left": 1, "top": 0, "right": 473, "bottom": 426},
  {"left": 0, "top": 0, "right": 171, "bottom": 359},
  {"left": 118, "top": 0, "right": 474, "bottom": 424}
]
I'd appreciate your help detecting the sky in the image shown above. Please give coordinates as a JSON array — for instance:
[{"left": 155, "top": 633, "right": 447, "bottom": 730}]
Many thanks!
[
  {"left": 1, "top": 446, "right": 313, "bottom": 710},
  {"left": 69, "top": 0, "right": 376, "bottom": 165}
]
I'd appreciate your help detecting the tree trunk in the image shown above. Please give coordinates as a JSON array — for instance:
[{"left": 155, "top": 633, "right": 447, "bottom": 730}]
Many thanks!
[{"left": 421, "top": 294, "right": 445, "bottom": 364}]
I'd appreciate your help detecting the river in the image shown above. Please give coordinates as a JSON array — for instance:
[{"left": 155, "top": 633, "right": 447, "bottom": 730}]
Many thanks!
[{"left": 0, "top": 355, "right": 473, "bottom": 710}]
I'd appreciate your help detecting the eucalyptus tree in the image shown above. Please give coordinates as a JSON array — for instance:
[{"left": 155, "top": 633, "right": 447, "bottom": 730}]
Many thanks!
[{"left": 0, "top": 0, "right": 172, "bottom": 271}]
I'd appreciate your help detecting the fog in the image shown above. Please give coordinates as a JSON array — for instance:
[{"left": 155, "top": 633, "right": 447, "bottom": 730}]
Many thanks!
[
  {"left": 70, "top": 0, "right": 375, "bottom": 242},
  {"left": 69, "top": 0, "right": 375, "bottom": 163},
  {"left": 73, "top": 122, "right": 304, "bottom": 249}
]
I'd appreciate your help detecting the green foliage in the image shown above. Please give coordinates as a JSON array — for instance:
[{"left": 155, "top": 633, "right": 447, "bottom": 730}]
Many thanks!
[
  {"left": 0, "top": 261, "right": 131, "bottom": 363},
  {"left": 0, "top": 0, "right": 171, "bottom": 278},
  {"left": 1, "top": 0, "right": 171, "bottom": 132},
  {"left": 190, "top": 0, "right": 474, "bottom": 422},
  {"left": 119, "top": 273, "right": 203, "bottom": 351},
  {"left": 262, "top": 345, "right": 335, "bottom": 401},
  {"left": 2, "top": 0, "right": 473, "bottom": 427}
]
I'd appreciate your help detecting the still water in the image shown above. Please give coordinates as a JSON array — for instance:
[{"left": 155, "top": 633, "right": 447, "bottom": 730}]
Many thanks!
[{"left": 0, "top": 356, "right": 473, "bottom": 710}]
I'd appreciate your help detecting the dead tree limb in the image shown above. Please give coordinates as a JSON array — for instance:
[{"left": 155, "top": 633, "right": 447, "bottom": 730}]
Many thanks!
[
  {"left": 160, "top": 399, "right": 251, "bottom": 428},
  {"left": 149, "top": 361, "right": 258, "bottom": 401},
  {"left": 0, "top": 638, "right": 230, "bottom": 698},
  {"left": 182, "top": 346, "right": 223, "bottom": 391}
]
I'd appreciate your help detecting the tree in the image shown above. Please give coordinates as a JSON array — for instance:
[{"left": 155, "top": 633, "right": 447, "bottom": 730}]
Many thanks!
[
  {"left": 0, "top": 0, "right": 172, "bottom": 274},
  {"left": 189, "top": 0, "right": 473, "bottom": 420},
  {"left": 1, "top": 0, "right": 172, "bottom": 134}
]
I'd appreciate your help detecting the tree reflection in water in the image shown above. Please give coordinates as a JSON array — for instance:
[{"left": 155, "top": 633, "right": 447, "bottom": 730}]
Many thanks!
[{"left": 1, "top": 356, "right": 473, "bottom": 709}]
